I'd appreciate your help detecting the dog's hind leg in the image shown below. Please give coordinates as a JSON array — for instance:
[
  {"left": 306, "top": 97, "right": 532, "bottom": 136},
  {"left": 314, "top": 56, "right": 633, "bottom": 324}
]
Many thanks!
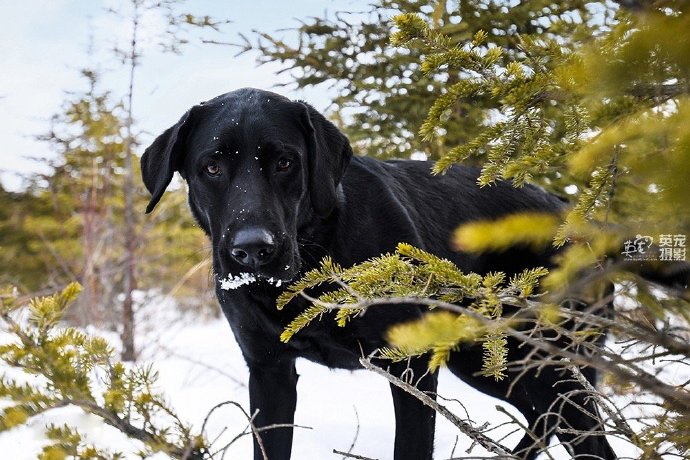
[
  {"left": 387, "top": 359, "right": 438, "bottom": 460},
  {"left": 505, "top": 363, "right": 617, "bottom": 460},
  {"left": 533, "top": 371, "right": 617, "bottom": 460},
  {"left": 504, "top": 397, "right": 556, "bottom": 460},
  {"left": 444, "top": 348, "right": 552, "bottom": 459}
]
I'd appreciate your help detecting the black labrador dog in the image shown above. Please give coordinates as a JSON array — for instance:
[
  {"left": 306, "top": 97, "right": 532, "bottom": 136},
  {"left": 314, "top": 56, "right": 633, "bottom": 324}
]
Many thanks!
[{"left": 141, "top": 88, "right": 616, "bottom": 460}]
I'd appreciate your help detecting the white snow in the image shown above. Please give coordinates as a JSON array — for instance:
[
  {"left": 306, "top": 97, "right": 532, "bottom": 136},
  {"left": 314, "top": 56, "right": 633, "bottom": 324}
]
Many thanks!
[
  {"left": 219, "top": 273, "right": 286, "bottom": 290},
  {"left": 266, "top": 277, "right": 283, "bottom": 287},
  {"left": 219, "top": 272, "right": 257, "bottom": 290},
  {"left": 0, "top": 294, "right": 644, "bottom": 459}
]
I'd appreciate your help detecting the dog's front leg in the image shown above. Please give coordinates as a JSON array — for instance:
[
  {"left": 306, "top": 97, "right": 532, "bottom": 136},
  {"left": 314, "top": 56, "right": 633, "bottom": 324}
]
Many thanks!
[
  {"left": 248, "top": 358, "right": 298, "bottom": 460},
  {"left": 389, "top": 360, "right": 438, "bottom": 460}
]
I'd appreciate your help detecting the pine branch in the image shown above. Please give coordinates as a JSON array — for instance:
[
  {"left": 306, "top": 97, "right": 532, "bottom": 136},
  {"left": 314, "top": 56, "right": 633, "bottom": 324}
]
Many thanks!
[
  {"left": 67, "top": 397, "right": 200, "bottom": 459},
  {"left": 0, "top": 285, "right": 209, "bottom": 459},
  {"left": 292, "top": 291, "right": 690, "bottom": 412}
]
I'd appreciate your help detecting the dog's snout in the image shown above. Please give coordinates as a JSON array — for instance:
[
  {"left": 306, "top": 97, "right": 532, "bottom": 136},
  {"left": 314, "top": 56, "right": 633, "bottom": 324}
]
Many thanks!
[{"left": 230, "top": 227, "right": 277, "bottom": 269}]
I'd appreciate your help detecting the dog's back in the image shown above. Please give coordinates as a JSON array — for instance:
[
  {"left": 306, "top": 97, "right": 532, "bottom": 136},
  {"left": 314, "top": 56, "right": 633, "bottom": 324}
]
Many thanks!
[{"left": 338, "top": 156, "right": 566, "bottom": 274}]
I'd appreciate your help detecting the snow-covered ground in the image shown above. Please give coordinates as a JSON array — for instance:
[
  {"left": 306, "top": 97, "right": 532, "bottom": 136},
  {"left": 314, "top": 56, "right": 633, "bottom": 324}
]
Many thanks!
[{"left": 0, "top": 296, "right": 640, "bottom": 459}]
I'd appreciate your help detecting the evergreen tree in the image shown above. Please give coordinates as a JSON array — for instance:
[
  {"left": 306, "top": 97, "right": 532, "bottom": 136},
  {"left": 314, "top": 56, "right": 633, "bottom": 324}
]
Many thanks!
[
  {"left": 274, "top": 1, "right": 690, "bottom": 457},
  {"left": 3, "top": 70, "right": 212, "bottom": 340},
  {"left": 108, "top": 0, "right": 229, "bottom": 361},
  {"left": 1, "top": 0, "right": 228, "bottom": 360},
  {"left": 0, "top": 284, "right": 208, "bottom": 459},
  {"left": 241, "top": 0, "right": 614, "bottom": 160},
  {"left": 0, "top": 185, "right": 56, "bottom": 292}
]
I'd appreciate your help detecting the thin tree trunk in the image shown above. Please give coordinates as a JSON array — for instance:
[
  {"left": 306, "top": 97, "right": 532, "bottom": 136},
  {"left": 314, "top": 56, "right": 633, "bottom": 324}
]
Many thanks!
[
  {"left": 80, "top": 163, "right": 100, "bottom": 327},
  {"left": 121, "top": 2, "right": 140, "bottom": 362}
]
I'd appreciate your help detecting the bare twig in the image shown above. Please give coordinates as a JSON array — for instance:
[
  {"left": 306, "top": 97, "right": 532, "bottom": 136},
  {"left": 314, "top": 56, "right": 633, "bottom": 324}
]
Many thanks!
[
  {"left": 494, "top": 405, "right": 555, "bottom": 460},
  {"left": 341, "top": 406, "right": 361, "bottom": 460},
  {"left": 333, "top": 449, "right": 378, "bottom": 460},
  {"left": 566, "top": 362, "right": 640, "bottom": 446},
  {"left": 204, "top": 402, "right": 312, "bottom": 460},
  {"left": 359, "top": 357, "right": 516, "bottom": 458}
]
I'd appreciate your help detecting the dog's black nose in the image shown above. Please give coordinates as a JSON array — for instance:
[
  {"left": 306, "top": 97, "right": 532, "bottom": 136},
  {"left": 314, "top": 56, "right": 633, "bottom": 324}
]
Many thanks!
[{"left": 230, "top": 228, "right": 276, "bottom": 268}]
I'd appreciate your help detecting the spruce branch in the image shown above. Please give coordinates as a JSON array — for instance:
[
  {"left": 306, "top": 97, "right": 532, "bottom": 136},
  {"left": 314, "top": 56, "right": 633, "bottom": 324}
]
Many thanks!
[
  {"left": 0, "top": 284, "right": 210, "bottom": 459},
  {"left": 279, "top": 243, "right": 549, "bottom": 378},
  {"left": 285, "top": 284, "right": 690, "bottom": 413}
]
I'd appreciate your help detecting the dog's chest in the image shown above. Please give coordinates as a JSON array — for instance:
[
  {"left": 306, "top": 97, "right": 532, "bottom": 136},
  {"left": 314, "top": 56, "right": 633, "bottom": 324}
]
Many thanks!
[
  {"left": 219, "top": 289, "right": 370, "bottom": 370},
  {"left": 288, "top": 330, "right": 364, "bottom": 369}
]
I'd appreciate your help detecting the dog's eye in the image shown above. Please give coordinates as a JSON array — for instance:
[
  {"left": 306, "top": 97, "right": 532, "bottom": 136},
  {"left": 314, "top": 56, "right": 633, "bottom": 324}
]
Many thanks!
[
  {"left": 206, "top": 161, "right": 221, "bottom": 177},
  {"left": 276, "top": 158, "right": 292, "bottom": 172}
]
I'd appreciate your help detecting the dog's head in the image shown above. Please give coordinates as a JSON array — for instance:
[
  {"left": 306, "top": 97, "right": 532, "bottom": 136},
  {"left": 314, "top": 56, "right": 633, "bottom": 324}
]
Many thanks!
[{"left": 141, "top": 88, "right": 352, "bottom": 284}]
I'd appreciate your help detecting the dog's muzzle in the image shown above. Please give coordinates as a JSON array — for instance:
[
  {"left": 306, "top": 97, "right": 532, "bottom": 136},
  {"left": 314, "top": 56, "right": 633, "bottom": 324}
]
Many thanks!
[{"left": 229, "top": 227, "right": 277, "bottom": 270}]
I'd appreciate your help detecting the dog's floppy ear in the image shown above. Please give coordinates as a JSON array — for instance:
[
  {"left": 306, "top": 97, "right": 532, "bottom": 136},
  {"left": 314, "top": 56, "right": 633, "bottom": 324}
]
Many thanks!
[
  {"left": 299, "top": 102, "right": 353, "bottom": 217},
  {"left": 141, "top": 107, "right": 198, "bottom": 213}
]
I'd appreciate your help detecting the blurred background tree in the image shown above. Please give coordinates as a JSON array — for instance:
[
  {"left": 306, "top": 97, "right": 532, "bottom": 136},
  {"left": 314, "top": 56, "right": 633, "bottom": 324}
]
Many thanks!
[
  {"left": 0, "top": 0, "right": 226, "bottom": 361},
  {"left": 0, "top": 69, "right": 212, "bottom": 332}
]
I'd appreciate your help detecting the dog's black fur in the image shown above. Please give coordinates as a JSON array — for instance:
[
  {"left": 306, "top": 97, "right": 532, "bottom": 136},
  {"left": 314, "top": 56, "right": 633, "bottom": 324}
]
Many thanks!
[{"left": 141, "top": 88, "right": 617, "bottom": 460}]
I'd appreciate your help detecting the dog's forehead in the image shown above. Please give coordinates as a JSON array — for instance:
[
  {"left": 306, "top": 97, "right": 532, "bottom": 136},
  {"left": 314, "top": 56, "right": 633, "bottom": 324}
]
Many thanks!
[{"left": 190, "top": 89, "right": 304, "bottom": 150}]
